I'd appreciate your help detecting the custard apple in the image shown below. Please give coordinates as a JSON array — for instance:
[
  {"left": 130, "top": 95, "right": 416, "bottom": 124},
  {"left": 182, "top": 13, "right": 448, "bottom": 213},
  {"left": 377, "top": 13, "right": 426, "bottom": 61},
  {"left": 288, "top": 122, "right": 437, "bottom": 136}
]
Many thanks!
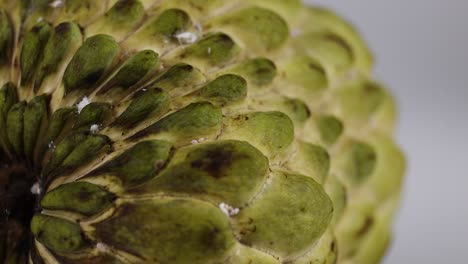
[{"left": 0, "top": 0, "right": 405, "bottom": 263}]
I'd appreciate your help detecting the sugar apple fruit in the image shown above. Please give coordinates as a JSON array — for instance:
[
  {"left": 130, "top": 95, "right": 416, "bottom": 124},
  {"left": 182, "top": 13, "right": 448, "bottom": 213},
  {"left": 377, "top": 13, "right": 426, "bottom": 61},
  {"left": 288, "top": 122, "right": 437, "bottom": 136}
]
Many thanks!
[{"left": 0, "top": 0, "right": 405, "bottom": 263}]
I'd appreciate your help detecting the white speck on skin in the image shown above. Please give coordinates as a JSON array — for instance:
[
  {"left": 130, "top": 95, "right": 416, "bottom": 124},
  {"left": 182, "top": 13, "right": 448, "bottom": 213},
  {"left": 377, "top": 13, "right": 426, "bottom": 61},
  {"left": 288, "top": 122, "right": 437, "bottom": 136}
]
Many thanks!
[
  {"left": 49, "top": 0, "right": 63, "bottom": 8},
  {"left": 96, "top": 242, "right": 107, "bottom": 252},
  {"left": 195, "top": 23, "right": 203, "bottom": 32},
  {"left": 175, "top": 32, "right": 198, "bottom": 45},
  {"left": 37, "top": 17, "right": 43, "bottom": 22},
  {"left": 76, "top": 96, "right": 91, "bottom": 113},
  {"left": 90, "top": 124, "right": 100, "bottom": 134},
  {"left": 191, "top": 138, "right": 206, "bottom": 145},
  {"left": 291, "top": 28, "right": 302, "bottom": 37},
  {"left": 219, "top": 203, "right": 240, "bottom": 217},
  {"left": 30, "top": 182, "right": 41, "bottom": 195},
  {"left": 142, "top": 88, "right": 147, "bottom": 92},
  {"left": 48, "top": 141, "right": 56, "bottom": 151},
  {"left": 207, "top": 47, "right": 212, "bottom": 54}
]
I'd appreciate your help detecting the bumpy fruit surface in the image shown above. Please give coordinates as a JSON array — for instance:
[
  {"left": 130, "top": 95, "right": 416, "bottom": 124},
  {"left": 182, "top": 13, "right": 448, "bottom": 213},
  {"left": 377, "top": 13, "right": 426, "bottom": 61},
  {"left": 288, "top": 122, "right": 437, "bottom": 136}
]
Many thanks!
[{"left": 0, "top": 1, "right": 405, "bottom": 263}]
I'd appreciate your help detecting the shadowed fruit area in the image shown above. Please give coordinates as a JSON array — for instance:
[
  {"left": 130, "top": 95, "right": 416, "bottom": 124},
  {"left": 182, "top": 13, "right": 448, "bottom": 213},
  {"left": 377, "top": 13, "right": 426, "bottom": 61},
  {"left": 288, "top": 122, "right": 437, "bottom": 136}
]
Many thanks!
[{"left": 0, "top": 1, "right": 404, "bottom": 263}]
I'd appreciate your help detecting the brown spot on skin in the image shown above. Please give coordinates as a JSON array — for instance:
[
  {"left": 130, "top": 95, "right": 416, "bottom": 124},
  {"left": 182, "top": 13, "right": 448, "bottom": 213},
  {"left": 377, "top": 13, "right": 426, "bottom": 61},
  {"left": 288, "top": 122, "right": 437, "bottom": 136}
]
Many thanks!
[
  {"left": 331, "top": 240, "right": 337, "bottom": 253},
  {"left": 239, "top": 223, "right": 257, "bottom": 237},
  {"left": 77, "top": 187, "right": 90, "bottom": 202},
  {"left": 200, "top": 227, "right": 220, "bottom": 249},
  {"left": 39, "top": 64, "right": 53, "bottom": 74},
  {"left": 114, "top": 203, "right": 134, "bottom": 218},
  {"left": 356, "top": 217, "right": 374, "bottom": 237},
  {"left": 55, "top": 23, "right": 71, "bottom": 35},
  {"left": 215, "top": 34, "right": 234, "bottom": 46},
  {"left": 94, "top": 205, "right": 145, "bottom": 259},
  {"left": 342, "top": 191, "right": 348, "bottom": 207},
  {"left": 287, "top": 99, "right": 311, "bottom": 119},
  {"left": 256, "top": 67, "right": 274, "bottom": 77},
  {"left": 363, "top": 82, "right": 382, "bottom": 97},
  {"left": 153, "top": 160, "right": 165, "bottom": 170},
  {"left": 113, "top": 0, "right": 134, "bottom": 12},
  {"left": 322, "top": 34, "right": 354, "bottom": 62},
  {"left": 189, "top": 147, "right": 248, "bottom": 178},
  {"left": 30, "top": 25, "right": 42, "bottom": 34},
  {"left": 307, "top": 63, "right": 326, "bottom": 75}
]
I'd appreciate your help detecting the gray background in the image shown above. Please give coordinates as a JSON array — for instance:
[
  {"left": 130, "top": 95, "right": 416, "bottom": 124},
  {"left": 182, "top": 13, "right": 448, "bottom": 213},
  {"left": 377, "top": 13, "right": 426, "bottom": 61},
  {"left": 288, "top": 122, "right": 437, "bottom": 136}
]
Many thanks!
[{"left": 306, "top": 1, "right": 468, "bottom": 263}]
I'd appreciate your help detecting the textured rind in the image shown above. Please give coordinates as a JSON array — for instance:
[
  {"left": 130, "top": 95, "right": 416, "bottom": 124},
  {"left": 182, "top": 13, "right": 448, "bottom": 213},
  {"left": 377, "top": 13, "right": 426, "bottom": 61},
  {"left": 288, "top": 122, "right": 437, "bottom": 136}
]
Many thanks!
[{"left": 0, "top": 1, "right": 405, "bottom": 264}]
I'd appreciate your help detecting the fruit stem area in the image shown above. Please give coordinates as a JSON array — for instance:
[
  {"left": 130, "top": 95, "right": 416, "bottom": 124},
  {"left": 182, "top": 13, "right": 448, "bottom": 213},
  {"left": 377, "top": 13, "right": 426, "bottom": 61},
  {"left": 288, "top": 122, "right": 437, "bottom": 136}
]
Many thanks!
[{"left": 0, "top": 162, "right": 41, "bottom": 262}]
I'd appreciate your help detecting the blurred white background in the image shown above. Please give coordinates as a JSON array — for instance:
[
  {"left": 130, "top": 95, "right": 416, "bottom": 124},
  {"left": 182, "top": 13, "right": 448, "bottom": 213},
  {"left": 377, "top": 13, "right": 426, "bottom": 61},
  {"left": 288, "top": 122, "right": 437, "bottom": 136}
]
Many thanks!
[{"left": 306, "top": 1, "right": 468, "bottom": 263}]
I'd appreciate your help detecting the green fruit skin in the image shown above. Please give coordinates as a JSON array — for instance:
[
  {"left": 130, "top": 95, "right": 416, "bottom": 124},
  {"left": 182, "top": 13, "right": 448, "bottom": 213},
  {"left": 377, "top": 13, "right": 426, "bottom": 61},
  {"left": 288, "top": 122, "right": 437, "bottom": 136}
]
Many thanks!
[{"left": 0, "top": 1, "right": 404, "bottom": 264}]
